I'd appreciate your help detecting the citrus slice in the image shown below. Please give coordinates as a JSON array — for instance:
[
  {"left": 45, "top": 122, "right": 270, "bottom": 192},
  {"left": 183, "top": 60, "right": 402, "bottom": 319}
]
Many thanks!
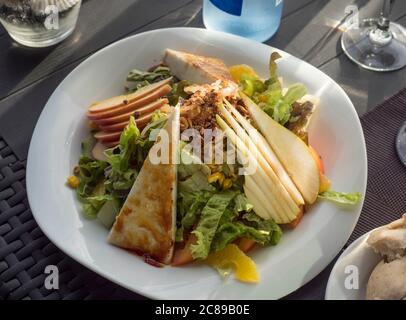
[
  {"left": 229, "top": 64, "right": 258, "bottom": 83},
  {"left": 206, "top": 244, "right": 259, "bottom": 283}
]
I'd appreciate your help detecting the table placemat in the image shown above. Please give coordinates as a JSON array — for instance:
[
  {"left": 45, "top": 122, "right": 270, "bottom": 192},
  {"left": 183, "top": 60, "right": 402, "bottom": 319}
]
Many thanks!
[
  {"left": 347, "top": 88, "right": 406, "bottom": 243},
  {"left": 0, "top": 88, "right": 405, "bottom": 300}
]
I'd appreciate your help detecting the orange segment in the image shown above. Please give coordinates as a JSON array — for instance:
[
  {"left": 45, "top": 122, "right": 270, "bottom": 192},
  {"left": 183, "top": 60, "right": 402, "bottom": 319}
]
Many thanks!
[
  {"left": 206, "top": 244, "right": 259, "bottom": 283},
  {"left": 229, "top": 64, "right": 258, "bottom": 83}
]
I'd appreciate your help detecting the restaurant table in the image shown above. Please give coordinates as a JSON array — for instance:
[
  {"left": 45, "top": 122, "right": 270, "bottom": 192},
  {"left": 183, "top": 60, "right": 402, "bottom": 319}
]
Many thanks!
[{"left": 0, "top": 0, "right": 405, "bottom": 300}]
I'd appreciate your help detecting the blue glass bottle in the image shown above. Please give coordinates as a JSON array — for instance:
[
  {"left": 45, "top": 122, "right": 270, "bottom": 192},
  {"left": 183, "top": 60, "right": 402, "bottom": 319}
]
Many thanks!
[{"left": 203, "top": 0, "right": 284, "bottom": 42}]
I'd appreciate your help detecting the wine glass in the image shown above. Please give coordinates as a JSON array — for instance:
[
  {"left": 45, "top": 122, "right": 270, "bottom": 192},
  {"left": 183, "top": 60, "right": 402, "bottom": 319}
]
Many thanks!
[
  {"left": 341, "top": 0, "right": 406, "bottom": 72},
  {"left": 341, "top": 0, "right": 406, "bottom": 166}
]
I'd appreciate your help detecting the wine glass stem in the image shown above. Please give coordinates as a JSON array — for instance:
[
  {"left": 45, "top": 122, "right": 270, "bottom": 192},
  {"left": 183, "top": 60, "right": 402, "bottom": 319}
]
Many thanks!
[
  {"left": 378, "top": 0, "right": 394, "bottom": 30},
  {"left": 369, "top": 0, "right": 395, "bottom": 46}
]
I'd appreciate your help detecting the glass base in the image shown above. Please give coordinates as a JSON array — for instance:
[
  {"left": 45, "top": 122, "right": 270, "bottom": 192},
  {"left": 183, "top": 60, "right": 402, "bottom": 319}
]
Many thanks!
[
  {"left": 8, "top": 25, "right": 75, "bottom": 47},
  {"left": 396, "top": 121, "right": 406, "bottom": 167},
  {"left": 341, "top": 19, "right": 406, "bottom": 72}
]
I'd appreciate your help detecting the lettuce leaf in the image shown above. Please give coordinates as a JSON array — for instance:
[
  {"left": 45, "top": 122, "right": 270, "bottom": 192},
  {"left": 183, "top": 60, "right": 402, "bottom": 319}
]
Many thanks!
[
  {"left": 75, "top": 156, "right": 110, "bottom": 218},
  {"left": 81, "top": 194, "right": 115, "bottom": 219},
  {"left": 211, "top": 212, "right": 282, "bottom": 252},
  {"left": 243, "top": 212, "right": 282, "bottom": 245},
  {"left": 268, "top": 52, "right": 282, "bottom": 84},
  {"left": 126, "top": 66, "right": 172, "bottom": 93},
  {"left": 178, "top": 144, "right": 211, "bottom": 180},
  {"left": 190, "top": 191, "right": 238, "bottom": 260},
  {"left": 176, "top": 144, "right": 216, "bottom": 242},
  {"left": 263, "top": 83, "right": 307, "bottom": 125},
  {"left": 176, "top": 191, "right": 213, "bottom": 242},
  {"left": 240, "top": 52, "right": 307, "bottom": 126},
  {"left": 178, "top": 171, "right": 215, "bottom": 194},
  {"left": 81, "top": 134, "right": 96, "bottom": 158},
  {"left": 233, "top": 194, "right": 254, "bottom": 213},
  {"left": 318, "top": 191, "right": 362, "bottom": 205},
  {"left": 167, "top": 80, "right": 191, "bottom": 105},
  {"left": 104, "top": 117, "right": 140, "bottom": 195}
]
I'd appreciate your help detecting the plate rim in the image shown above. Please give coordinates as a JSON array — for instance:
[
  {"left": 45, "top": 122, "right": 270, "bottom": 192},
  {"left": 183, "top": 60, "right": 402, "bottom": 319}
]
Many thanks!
[
  {"left": 325, "top": 229, "right": 377, "bottom": 300},
  {"left": 26, "top": 27, "right": 368, "bottom": 300}
]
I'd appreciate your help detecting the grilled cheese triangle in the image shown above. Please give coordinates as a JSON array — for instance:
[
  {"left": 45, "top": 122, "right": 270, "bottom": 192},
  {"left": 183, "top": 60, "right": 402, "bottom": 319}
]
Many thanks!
[{"left": 108, "top": 107, "right": 180, "bottom": 264}]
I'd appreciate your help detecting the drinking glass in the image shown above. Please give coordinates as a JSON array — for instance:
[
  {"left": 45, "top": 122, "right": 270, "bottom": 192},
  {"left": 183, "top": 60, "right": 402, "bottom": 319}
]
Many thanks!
[{"left": 0, "top": 0, "right": 82, "bottom": 47}]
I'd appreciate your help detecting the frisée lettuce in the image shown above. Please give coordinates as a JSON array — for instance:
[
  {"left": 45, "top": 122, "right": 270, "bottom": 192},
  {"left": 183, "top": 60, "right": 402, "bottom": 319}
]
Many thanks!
[{"left": 238, "top": 52, "right": 307, "bottom": 125}]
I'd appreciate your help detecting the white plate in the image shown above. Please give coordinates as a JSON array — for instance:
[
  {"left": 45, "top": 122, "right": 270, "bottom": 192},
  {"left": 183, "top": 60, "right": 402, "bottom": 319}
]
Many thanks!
[
  {"left": 26, "top": 28, "right": 367, "bottom": 300},
  {"left": 325, "top": 231, "right": 381, "bottom": 300}
]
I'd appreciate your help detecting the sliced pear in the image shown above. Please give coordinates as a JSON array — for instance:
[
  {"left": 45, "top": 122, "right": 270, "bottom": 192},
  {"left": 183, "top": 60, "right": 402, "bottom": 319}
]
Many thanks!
[
  {"left": 221, "top": 100, "right": 304, "bottom": 206},
  {"left": 217, "top": 104, "right": 300, "bottom": 219},
  {"left": 244, "top": 176, "right": 285, "bottom": 223},
  {"left": 241, "top": 93, "right": 320, "bottom": 204},
  {"left": 216, "top": 115, "right": 300, "bottom": 223},
  {"left": 243, "top": 184, "right": 271, "bottom": 221}
]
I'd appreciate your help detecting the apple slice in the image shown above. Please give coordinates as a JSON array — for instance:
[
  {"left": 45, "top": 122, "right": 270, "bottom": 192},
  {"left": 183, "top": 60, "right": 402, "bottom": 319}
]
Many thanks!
[
  {"left": 88, "top": 78, "right": 172, "bottom": 114},
  {"left": 241, "top": 93, "right": 320, "bottom": 204},
  {"left": 221, "top": 100, "right": 304, "bottom": 206},
  {"left": 94, "top": 130, "right": 122, "bottom": 142},
  {"left": 92, "top": 141, "right": 108, "bottom": 161},
  {"left": 216, "top": 115, "right": 301, "bottom": 223},
  {"left": 93, "top": 99, "right": 167, "bottom": 125},
  {"left": 87, "top": 86, "right": 171, "bottom": 120}
]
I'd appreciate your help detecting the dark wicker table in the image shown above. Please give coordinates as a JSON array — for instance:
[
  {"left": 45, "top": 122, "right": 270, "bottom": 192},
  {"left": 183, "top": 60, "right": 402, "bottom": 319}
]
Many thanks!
[{"left": 0, "top": 0, "right": 405, "bottom": 300}]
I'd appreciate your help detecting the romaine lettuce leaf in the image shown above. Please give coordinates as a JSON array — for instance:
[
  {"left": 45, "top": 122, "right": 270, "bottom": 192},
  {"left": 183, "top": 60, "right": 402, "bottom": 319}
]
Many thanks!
[
  {"left": 211, "top": 212, "right": 282, "bottom": 252},
  {"left": 178, "top": 145, "right": 211, "bottom": 180},
  {"left": 176, "top": 191, "right": 213, "bottom": 242},
  {"left": 318, "top": 190, "right": 362, "bottom": 205},
  {"left": 233, "top": 194, "right": 254, "bottom": 213},
  {"left": 190, "top": 191, "right": 238, "bottom": 260},
  {"left": 178, "top": 171, "right": 215, "bottom": 194}
]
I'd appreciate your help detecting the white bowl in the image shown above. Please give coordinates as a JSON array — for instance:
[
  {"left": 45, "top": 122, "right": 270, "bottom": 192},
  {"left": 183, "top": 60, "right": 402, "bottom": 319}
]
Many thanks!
[{"left": 26, "top": 28, "right": 367, "bottom": 299}]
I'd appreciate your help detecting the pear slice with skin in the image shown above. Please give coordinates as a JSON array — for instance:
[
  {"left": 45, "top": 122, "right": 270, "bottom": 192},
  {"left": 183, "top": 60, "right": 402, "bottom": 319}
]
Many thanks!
[
  {"left": 243, "top": 184, "right": 272, "bottom": 221},
  {"left": 244, "top": 175, "right": 286, "bottom": 223},
  {"left": 223, "top": 99, "right": 304, "bottom": 206},
  {"left": 241, "top": 93, "right": 320, "bottom": 204},
  {"left": 217, "top": 106, "right": 301, "bottom": 220},
  {"left": 216, "top": 115, "right": 300, "bottom": 223}
]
